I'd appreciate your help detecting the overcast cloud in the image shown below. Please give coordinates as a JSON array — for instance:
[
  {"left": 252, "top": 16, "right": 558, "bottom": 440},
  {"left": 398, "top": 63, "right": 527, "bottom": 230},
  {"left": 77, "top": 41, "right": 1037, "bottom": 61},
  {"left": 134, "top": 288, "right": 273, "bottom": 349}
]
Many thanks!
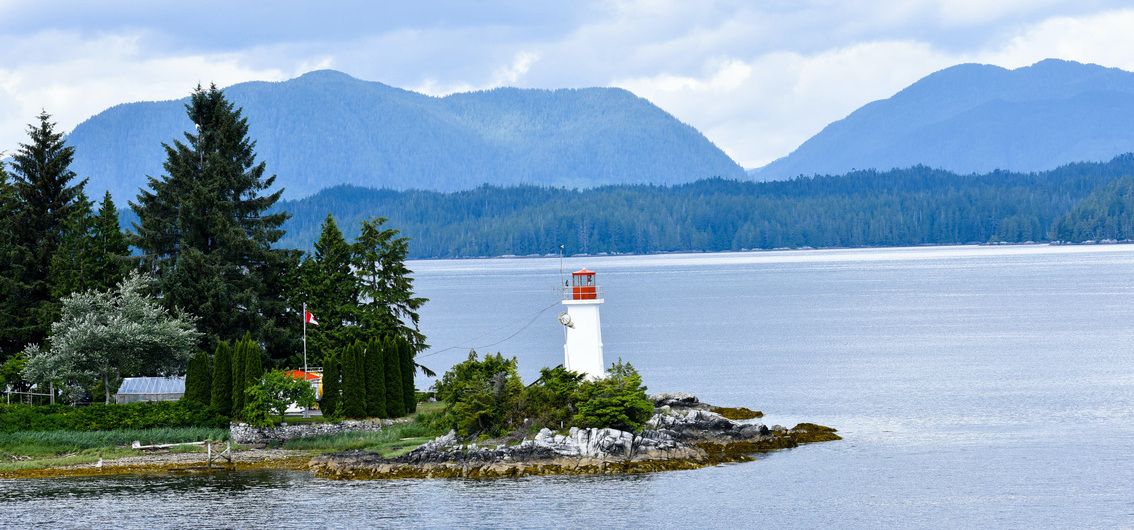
[{"left": 0, "top": 0, "right": 1132, "bottom": 167}]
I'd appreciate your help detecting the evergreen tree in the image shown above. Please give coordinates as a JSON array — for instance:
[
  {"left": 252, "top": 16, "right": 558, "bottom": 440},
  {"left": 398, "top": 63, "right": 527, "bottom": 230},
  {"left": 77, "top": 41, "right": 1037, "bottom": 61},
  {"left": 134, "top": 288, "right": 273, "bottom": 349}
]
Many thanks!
[
  {"left": 242, "top": 334, "right": 263, "bottom": 404},
  {"left": 131, "top": 85, "right": 291, "bottom": 355},
  {"left": 320, "top": 349, "right": 341, "bottom": 419},
  {"left": 0, "top": 163, "right": 34, "bottom": 361},
  {"left": 231, "top": 339, "right": 247, "bottom": 417},
  {"left": 47, "top": 191, "right": 95, "bottom": 302},
  {"left": 9, "top": 111, "right": 87, "bottom": 347},
  {"left": 350, "top": 217, "right": 428, "bottom": 354},
  {"left": 301, "top": 214, "right": 356, "bottom": 365},
  {"left": 365, "top": 337, "right": 386, "bottom": 418},
  {"left": 89, "top": 192, "right": 129, "bottom": 291},
  {"left": 210, "top": 341, "right": 234, "bottom": 416},
  {"left": 399, "top": 337, "right": 417, "bottom": 414},
  {"left": 183, "top": 350, "right": 212, "bottom": 405},
  {"left": 341, "top": 342, "right": 366, "bottom": 419},
  {"left": 383, "top": 335, "right": 405, "bottom": 418}
]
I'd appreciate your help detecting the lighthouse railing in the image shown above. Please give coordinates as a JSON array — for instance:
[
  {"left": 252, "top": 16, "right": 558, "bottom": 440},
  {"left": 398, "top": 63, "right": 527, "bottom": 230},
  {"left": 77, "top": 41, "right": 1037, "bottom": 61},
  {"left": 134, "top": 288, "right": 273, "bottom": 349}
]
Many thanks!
[{"left": 562, "top": 285, "right": 604, "bottom": 300}]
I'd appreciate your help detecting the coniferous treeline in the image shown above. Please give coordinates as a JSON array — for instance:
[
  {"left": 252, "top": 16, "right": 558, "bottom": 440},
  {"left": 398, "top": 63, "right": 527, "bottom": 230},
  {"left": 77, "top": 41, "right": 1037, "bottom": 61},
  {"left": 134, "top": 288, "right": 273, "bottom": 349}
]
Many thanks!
[
  {"left": 274, "top": 155, "right": 1134, "bottom": 257},
  {"left": 318, "top": 336, "right": 415, "bottom": 419},
  {"left": 4, "top": 87, "right": 430, "bottom": 419},
  {"left": 0, "top": 113, "right": 130, "bottom": 362}
]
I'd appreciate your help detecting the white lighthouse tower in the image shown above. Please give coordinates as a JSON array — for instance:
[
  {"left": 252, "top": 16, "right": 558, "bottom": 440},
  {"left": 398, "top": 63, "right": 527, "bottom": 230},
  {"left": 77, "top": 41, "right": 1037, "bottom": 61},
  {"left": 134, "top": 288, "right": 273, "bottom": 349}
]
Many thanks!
[{"left": 559, "top": 268, "right": 606, "bottom": 379}]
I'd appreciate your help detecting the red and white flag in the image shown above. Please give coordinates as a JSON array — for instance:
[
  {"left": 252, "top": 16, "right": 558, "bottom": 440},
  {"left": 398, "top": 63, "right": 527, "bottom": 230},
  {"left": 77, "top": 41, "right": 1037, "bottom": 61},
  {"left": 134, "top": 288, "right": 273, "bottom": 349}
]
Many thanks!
[{"left": 304, "top": 310, "right": 319, "bottom": 326}]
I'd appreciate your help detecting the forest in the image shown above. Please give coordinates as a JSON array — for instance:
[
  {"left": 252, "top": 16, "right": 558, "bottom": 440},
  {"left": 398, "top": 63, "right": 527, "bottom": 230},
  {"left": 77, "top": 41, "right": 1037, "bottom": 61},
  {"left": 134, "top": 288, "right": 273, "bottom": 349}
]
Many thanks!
[{"left": 277, "top": 154, "right": 1134, "bottom": 258}]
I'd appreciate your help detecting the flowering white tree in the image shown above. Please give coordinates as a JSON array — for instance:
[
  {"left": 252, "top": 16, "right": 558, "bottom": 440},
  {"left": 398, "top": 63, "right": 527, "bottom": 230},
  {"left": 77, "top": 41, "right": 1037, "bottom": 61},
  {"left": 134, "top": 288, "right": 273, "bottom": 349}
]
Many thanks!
[{"left": 23, "top": 271, "right": 201, "bottom": 404}]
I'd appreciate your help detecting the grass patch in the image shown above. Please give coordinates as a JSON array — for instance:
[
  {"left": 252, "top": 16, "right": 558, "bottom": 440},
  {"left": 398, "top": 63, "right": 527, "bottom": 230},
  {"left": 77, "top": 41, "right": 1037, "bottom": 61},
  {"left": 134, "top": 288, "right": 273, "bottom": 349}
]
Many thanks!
[
  {"left": 0, "top": 427, "right": 227, "bottom": 471},
  {"left": 281, "top": 415, "right": 444, "bottom": 457}
]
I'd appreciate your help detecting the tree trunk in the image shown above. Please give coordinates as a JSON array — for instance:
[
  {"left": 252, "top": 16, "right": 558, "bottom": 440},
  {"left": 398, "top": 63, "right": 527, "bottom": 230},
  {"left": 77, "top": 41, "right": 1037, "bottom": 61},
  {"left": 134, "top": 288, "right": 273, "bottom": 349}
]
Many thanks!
[{"left": 104, "top": 373, "right": 111, "bottom": 404}]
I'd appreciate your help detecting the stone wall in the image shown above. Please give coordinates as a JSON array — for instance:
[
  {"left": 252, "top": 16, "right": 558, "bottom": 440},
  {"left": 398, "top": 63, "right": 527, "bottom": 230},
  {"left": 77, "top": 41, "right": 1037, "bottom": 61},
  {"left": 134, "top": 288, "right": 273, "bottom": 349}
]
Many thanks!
[{"left": 230, "top": 419, "right": 398, "bottom": 445}]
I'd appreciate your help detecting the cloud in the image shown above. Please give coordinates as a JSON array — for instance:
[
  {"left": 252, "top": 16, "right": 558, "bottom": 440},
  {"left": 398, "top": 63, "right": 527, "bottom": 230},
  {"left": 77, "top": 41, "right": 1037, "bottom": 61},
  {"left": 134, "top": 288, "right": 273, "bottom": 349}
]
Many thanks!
[
  {"left": 3, "top": 2, "right": 1134, "bottom": 169},
  {"left": 617, "top": 41, "right": 956, "bottom": 166},
  {"left": 0, "top": 30, "right": 297, "bottom": 150},
  {"left": 413, "top": 51, "right": 541, "bottom": 96},
  {"left": 981, "top": 8, "right": 1134, "bottom": 70}
]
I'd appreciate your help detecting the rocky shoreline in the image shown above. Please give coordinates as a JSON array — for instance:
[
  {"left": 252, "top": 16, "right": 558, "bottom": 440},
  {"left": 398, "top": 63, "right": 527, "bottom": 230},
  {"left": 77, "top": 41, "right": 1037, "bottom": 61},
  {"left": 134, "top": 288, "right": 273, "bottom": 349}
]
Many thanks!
[{"left": 310, "top": 393, "right": 840, "bottom": 480}]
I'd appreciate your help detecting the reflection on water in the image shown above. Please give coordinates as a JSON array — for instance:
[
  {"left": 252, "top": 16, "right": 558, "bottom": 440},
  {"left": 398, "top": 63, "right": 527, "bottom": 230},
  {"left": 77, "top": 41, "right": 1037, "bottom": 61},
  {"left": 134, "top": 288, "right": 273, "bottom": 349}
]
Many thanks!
[{"left": 4, "top": 245, "right": 1134, "bottom": 528}]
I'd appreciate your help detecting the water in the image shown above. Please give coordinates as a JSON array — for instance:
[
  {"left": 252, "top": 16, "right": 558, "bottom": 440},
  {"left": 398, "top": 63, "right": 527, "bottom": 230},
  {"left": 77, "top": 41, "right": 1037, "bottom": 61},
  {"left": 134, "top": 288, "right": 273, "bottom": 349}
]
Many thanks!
[{"left": 4, "top": 244, "right": 1133, "bottom": 528}]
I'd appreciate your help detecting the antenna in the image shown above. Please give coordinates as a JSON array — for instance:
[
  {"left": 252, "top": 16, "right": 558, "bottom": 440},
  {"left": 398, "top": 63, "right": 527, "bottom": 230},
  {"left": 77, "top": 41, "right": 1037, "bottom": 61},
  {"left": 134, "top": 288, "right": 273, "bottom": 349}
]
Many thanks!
[{"left": 559, "top": 244, "right": 565, "bottom": 290}]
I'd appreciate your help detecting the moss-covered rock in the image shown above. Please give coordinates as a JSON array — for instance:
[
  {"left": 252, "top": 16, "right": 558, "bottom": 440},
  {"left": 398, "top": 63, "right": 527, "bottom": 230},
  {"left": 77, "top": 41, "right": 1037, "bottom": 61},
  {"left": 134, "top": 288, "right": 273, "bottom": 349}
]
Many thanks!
[{"left": 708, "top": 406, "right": 764, "bottom": 420}]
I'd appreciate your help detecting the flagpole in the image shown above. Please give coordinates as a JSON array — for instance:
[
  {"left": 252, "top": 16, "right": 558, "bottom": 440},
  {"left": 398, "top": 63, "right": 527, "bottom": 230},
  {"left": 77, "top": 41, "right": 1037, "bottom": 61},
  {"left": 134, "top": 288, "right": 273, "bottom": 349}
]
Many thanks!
[
  {"left": 302, "top": 302, "right": 308, "bottom": 374},
  {"left": 302, "top": 302, "right": 309, "bottom": 418}
]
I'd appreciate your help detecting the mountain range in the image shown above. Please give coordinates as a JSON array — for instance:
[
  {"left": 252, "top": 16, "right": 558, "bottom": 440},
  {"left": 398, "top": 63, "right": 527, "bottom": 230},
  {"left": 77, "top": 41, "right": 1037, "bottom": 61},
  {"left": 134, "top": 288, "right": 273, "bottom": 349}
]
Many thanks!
[
  {"left": 751, "top": 59, "right": 1134, "bottom": 179},
  {"left": 67, "top": 70, "right": 744, "bottom": 202}
]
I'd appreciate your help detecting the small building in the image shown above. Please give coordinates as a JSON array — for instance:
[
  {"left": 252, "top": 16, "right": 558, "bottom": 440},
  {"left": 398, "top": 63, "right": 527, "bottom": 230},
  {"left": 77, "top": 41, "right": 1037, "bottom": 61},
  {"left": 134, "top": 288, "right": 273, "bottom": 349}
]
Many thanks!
[{"left": 115, "top": 376, "right": 185, "bottom": 404}]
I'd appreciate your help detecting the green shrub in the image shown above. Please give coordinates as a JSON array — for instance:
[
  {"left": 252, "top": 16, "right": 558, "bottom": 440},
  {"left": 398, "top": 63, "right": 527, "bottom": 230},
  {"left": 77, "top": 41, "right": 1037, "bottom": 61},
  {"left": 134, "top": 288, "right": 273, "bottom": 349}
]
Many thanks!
[
  {"left": 433, "top": 351, "right": 523, "bottom": 437},
  {"left": 183, "top": 350, "right": 212, "bottom": 405},
  {"left": 521, "top": 366, "right": 585, "bottom": 429},
  {"left": 241, "top": 370, "right": 317, "bottom": 428},
  {"left": 0, "top": 401, "right": 229, "bottom": 432},
  {"left": 572, "top": 360, "right": 653, "bottom": 432},
  {"left": 431, "top": 355, "right": 655, "bottom": 438}
]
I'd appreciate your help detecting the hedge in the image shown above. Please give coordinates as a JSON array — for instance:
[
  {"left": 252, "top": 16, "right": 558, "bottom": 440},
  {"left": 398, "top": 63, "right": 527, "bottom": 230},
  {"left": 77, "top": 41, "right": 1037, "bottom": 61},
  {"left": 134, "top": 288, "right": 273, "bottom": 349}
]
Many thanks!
[{"left": 0, "top": 401, "right": 229, "bottom": 432}]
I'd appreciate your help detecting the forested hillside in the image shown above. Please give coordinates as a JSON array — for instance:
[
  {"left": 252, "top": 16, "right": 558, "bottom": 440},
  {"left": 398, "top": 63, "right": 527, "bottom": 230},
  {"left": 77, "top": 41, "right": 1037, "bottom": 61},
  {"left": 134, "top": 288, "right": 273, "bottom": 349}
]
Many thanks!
[
  {"left": 274, "top": 154, "right": 1134, "bottom": 258},
  {"left": 68, "top": 70, "right": 744, "bottom": 201}
]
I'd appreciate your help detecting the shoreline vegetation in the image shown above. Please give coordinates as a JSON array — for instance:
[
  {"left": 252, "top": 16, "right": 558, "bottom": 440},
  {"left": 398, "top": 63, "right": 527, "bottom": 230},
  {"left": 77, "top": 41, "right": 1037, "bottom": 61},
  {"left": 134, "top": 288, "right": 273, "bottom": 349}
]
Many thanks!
[{"left": 0, "top": 399, "right": 839, "bottom": 480}]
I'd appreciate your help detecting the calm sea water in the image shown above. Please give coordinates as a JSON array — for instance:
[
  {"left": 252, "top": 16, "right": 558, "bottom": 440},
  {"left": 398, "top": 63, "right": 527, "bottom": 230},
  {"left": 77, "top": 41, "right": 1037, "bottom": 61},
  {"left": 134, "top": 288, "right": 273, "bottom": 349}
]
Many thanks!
[{"left": 4, "top": 245, "right": 1133, "bottom": 528}]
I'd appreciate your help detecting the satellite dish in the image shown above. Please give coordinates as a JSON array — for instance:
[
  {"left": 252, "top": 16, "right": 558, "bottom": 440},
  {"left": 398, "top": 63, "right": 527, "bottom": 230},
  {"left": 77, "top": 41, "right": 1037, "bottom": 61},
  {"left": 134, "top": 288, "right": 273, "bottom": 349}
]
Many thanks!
[{"left": 557, "top": 312, "right": 574, "bottom": 328}]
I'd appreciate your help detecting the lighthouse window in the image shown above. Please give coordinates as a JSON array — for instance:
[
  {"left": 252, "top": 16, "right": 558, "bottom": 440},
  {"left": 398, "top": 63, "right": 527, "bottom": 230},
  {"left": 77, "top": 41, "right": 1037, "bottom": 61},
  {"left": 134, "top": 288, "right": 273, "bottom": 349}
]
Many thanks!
[{"left": 586, "top": 275, "right": 594, "bottom": 286}]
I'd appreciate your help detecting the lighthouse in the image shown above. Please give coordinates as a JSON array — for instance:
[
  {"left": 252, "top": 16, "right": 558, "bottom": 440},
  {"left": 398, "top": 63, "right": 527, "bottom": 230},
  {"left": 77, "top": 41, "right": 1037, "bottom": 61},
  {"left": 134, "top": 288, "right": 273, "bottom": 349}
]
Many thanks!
[{"left": 559, "top": 268, "right": 606, "bottom": 379}]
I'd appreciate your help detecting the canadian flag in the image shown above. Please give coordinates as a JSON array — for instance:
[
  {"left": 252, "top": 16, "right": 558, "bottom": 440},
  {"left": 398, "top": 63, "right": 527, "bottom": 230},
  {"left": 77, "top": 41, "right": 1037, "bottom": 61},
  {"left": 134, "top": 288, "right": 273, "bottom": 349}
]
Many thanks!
[{"left": 304, "top": 310, "right": 319, "bottom": 326}]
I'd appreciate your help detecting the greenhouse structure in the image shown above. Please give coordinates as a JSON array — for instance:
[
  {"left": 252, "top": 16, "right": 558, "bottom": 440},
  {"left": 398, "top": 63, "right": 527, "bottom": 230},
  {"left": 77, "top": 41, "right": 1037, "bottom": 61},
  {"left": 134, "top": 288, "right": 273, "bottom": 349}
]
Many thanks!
[{"left": 114, "top": 376, "right": 186, "bottom": 404}]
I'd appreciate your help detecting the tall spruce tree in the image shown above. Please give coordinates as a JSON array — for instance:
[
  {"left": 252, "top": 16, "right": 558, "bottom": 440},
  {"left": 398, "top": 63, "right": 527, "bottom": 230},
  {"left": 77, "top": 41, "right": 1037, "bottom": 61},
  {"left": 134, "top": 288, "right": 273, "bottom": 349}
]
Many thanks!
[
  {"left": 365, "top": 337, "right": 386, "bottom": 418},
  {"left": 383, "top": 335, "right": 405, "bottom": 418},
  {"left": 48, "top": 191, "right": 130, "bottom": 304},
  {"left": 0, "top": 163, "right": 33, "bottom": 361},
  {"left": 320, "top": 349, "right": 341, "bottom": 419},
  {"left": 131, "top": 85, "right": 291, "bottom": 355},
  {"left": 350, "top": 217, "right": 428, "bottom": 354},
  {"left": 210, "top": 341, "right": 234, "bottom": 416},
  {"left": 47, "top": 191, "right": 95, "bottom": 302},
  {"left": 183, "top": 350, "right": 212, "bottom": 405},
  {"left": 90, "top": 192, "right": 129, "bottom": 291},
  {"left": 301, "top": 214, "right": 356, "bottom": 365},
  {"left": 9, "top": 111, "right": 87, "bottom": 347},
  {"left": 399, "top": 337, "right": 417, "bottom": 414},
  {"left": 342, "top": 342, "right": 366, "bottom": 419}
]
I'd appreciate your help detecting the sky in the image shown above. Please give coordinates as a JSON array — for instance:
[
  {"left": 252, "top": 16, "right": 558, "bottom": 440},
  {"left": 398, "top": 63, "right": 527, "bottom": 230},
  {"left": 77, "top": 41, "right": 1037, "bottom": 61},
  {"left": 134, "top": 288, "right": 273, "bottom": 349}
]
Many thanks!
[{"left": 1, "top": 0, "right": 1133, "bottom": 168}]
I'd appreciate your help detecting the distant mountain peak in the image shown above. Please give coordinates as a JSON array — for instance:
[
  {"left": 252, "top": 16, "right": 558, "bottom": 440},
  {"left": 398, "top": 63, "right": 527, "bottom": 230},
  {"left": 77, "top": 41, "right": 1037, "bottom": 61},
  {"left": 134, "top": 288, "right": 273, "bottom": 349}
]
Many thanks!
[
  {"left": 751, "top": 58, "right": 1134, "bottom": 180},
  {"left": 68, "top": 71, "right": 744, "bottom": 202}
]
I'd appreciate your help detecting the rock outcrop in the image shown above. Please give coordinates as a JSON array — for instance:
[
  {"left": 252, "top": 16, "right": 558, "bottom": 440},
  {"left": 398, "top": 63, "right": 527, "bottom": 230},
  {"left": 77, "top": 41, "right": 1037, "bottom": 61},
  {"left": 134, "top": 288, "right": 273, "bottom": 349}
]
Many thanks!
[{"left": 309, "top": 396, "right": 840, "bottom": 480}]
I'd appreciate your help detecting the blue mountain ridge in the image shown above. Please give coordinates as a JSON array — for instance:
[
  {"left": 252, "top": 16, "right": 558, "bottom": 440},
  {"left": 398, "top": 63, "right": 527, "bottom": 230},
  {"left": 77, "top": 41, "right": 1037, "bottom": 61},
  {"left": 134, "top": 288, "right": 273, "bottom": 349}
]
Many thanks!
[
  {"left": 751, "top": 59, "right": 1134, "bottom": 179},
  {"left": 66, "top": 70, "right": 745, "bottom": 202}
]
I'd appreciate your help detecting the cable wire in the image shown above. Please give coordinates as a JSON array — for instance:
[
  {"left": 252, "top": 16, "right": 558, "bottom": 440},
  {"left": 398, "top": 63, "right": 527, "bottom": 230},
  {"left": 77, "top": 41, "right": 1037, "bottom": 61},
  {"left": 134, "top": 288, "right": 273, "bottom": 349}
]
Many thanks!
[{"left": 419, "top": 300, "right": 562, "bottom": 359}]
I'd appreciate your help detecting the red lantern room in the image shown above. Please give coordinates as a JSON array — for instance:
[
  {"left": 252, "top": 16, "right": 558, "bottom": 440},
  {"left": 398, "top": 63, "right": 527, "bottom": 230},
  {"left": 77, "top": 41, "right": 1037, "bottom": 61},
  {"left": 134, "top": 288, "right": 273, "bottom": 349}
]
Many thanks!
[{"left": 571, "top": 268, "right": 598, "bottom": 300}]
